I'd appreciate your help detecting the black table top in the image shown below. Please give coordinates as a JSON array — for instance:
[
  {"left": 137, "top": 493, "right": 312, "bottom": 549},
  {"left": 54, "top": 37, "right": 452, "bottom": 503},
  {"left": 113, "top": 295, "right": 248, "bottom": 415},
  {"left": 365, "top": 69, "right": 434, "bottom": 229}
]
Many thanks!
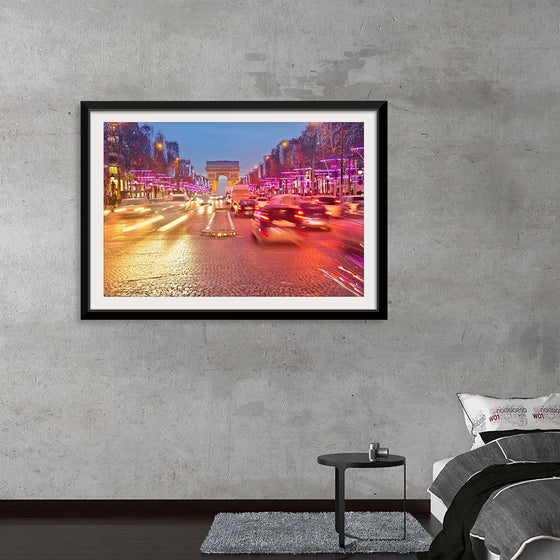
[{"left": 317, "top": 453, "right": 405, "bottom": 468}]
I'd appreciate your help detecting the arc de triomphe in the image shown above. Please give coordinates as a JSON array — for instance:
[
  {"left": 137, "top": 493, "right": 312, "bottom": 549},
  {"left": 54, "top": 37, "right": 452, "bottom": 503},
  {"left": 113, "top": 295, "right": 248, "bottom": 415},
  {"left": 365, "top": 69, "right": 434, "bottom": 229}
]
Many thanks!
[{"left": 205, "top": 161, "right": 240, "bottom": 193}]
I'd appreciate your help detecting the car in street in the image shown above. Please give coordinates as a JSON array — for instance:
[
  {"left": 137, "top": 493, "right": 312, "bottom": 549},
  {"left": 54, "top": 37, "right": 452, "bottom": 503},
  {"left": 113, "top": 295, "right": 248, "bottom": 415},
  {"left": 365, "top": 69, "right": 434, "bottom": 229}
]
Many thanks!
[
  {"left": 235, "top": 198, "right": 257, "bottom": 217},
  {"left": 170, "top": 193, "right": 189, "bottom": 201},
  {"left": 250, "top": 204, "right": 305, "bottom": 245},
  {"left": 269, "top": 194, "right": 302, "bottom": 207},
  {"left": 341, "top": 195, "right": 364, "bottom": 215},
  {"left": 210, "top": 193, "right": 226, "bottom": 203},
  {"left": 195, "top": 194, "right": 210, "bottom": 205},
  {"left": 312, "top": 195, "right": 343, "bottom": 217},
  {"left": 330, "top": 215, "right": 365, "bottom": 254},
  {"left": 294, "top": 202, "right": 330, "bottom": 230},
  {"left": 113, "top": 197, "right": 151, "bottom": 217},
  {"left": 168, "top": 193, "right": 190, "bottom": 209},
  {"left": 229, "top": 183, "right": 251, "bottom": 210},
  {"left": 230, "top": 197, "right": 243, "bottom": 212}
]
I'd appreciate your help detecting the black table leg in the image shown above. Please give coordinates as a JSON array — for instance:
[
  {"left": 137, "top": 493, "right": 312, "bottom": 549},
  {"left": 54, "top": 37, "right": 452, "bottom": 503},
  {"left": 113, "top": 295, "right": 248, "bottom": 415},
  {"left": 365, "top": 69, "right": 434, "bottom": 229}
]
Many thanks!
[
  {"left": 403, "top": 460, "right": 407, "bottom": 539},
  {"left": 335, "top": 467, "right": 345, "bottom": 547}
]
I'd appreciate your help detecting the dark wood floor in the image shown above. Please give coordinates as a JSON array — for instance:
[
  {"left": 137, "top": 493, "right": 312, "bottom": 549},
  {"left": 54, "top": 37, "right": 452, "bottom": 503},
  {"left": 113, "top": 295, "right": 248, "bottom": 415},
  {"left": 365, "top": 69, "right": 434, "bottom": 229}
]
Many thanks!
[{"left": 0, "top": 513, "right": 441, "bottom": 560}]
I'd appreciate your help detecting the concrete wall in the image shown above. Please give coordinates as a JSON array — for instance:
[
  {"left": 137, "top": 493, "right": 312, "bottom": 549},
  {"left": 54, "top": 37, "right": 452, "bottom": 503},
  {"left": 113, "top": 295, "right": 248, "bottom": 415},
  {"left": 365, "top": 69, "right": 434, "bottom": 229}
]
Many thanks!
[{"left": 0, "top": 1, "right": 558, "bottom": 500}]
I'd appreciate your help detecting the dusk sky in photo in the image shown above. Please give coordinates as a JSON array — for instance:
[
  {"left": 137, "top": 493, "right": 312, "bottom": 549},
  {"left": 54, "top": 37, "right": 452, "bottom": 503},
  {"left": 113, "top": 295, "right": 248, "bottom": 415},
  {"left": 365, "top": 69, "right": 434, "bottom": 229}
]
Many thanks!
[{"left": 139, "top": 122, "right": 310, "bottom": 177}]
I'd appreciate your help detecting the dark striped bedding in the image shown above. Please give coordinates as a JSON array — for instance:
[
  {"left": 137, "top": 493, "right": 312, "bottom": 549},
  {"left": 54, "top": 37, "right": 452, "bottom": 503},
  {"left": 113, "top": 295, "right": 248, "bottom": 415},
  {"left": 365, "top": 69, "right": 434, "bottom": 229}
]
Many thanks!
[{"left": 424, "top": 432, "right": 560, "bottom": 560}]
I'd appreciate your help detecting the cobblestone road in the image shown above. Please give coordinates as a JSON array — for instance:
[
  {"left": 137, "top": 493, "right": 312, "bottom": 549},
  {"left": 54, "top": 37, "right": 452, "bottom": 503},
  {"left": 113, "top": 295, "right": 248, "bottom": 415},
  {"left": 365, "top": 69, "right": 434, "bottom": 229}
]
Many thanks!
[{"left": 104, "top": 199, "right": 363, "bottom": 298}]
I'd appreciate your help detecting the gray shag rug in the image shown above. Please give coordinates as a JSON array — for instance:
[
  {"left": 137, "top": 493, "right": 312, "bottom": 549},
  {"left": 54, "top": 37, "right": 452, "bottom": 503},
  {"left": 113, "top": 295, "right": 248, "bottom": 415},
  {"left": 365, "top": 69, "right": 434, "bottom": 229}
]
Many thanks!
[{"left": 200, "top": 511, "right": 433, "bottom": 554}]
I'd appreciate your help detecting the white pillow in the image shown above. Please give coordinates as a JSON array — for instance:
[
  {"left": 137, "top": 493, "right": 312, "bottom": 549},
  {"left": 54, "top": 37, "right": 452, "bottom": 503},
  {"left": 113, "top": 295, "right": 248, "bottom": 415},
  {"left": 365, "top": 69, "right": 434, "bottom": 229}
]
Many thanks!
[{"left": 457, "top": 393, "right": 560, "bottom": 446}]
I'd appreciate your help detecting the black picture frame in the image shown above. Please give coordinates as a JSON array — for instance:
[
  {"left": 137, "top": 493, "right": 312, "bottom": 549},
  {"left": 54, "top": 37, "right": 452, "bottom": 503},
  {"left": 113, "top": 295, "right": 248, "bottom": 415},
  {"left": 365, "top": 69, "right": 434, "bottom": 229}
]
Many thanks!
[{"left": 81, "top": 101, "right": 387, "bottom": 319}]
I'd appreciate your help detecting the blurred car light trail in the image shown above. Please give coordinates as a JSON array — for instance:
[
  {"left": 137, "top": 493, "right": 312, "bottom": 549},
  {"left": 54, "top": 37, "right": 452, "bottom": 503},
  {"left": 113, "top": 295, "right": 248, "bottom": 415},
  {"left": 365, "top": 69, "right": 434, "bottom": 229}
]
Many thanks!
[
  {"left": 157, "top": 214, "right": 189, "bottom": 232},
  {"left": 319, "top": 268, "right": 363, "bottom": 296},
  {"left": 122, "top": 215, "right": 164, "bottom": 233}
]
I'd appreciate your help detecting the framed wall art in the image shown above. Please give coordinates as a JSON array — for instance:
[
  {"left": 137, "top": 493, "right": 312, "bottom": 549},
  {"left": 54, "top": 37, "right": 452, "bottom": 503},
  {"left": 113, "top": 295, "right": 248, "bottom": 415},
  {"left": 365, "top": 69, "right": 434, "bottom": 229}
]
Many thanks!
[{"left": 81, "top": 101, "right": 387, "bottom": 319}]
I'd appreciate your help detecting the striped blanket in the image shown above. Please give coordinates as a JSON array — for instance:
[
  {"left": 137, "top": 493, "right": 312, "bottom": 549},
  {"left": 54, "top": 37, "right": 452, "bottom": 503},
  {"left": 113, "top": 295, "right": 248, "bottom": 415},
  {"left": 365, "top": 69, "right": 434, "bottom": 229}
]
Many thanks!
[{"left": 421, "top": 432, "right": 560, "bottom": 560}]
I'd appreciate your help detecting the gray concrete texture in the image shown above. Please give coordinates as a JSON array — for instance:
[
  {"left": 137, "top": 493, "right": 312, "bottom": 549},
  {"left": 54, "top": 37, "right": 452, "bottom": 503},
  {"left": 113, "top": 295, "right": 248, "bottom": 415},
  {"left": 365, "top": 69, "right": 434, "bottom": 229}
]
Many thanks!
[{"left": 0, "top": 0, "right": 558, "bottom": 500}]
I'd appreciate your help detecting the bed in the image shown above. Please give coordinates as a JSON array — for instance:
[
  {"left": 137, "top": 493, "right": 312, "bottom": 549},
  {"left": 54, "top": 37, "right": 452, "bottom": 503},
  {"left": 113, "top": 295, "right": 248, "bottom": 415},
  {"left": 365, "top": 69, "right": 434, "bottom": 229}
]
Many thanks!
[{"left": 425, "top": 392, "right": 560, "bottom": 560}]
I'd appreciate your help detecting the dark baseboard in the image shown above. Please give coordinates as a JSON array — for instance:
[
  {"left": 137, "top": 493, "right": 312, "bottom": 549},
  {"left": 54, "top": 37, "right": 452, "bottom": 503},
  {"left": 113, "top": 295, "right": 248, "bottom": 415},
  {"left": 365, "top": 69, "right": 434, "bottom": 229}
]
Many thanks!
[{"left": 0, "top": 499, "right": 430, "bottom": 518}]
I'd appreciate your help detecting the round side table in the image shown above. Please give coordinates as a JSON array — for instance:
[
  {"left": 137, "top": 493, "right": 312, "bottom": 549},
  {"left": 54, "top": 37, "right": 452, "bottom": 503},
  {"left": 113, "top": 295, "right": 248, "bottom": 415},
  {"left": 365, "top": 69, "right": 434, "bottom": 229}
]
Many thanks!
[{"left": 317, "top": 453, "right": 406, "bottom": 548}]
